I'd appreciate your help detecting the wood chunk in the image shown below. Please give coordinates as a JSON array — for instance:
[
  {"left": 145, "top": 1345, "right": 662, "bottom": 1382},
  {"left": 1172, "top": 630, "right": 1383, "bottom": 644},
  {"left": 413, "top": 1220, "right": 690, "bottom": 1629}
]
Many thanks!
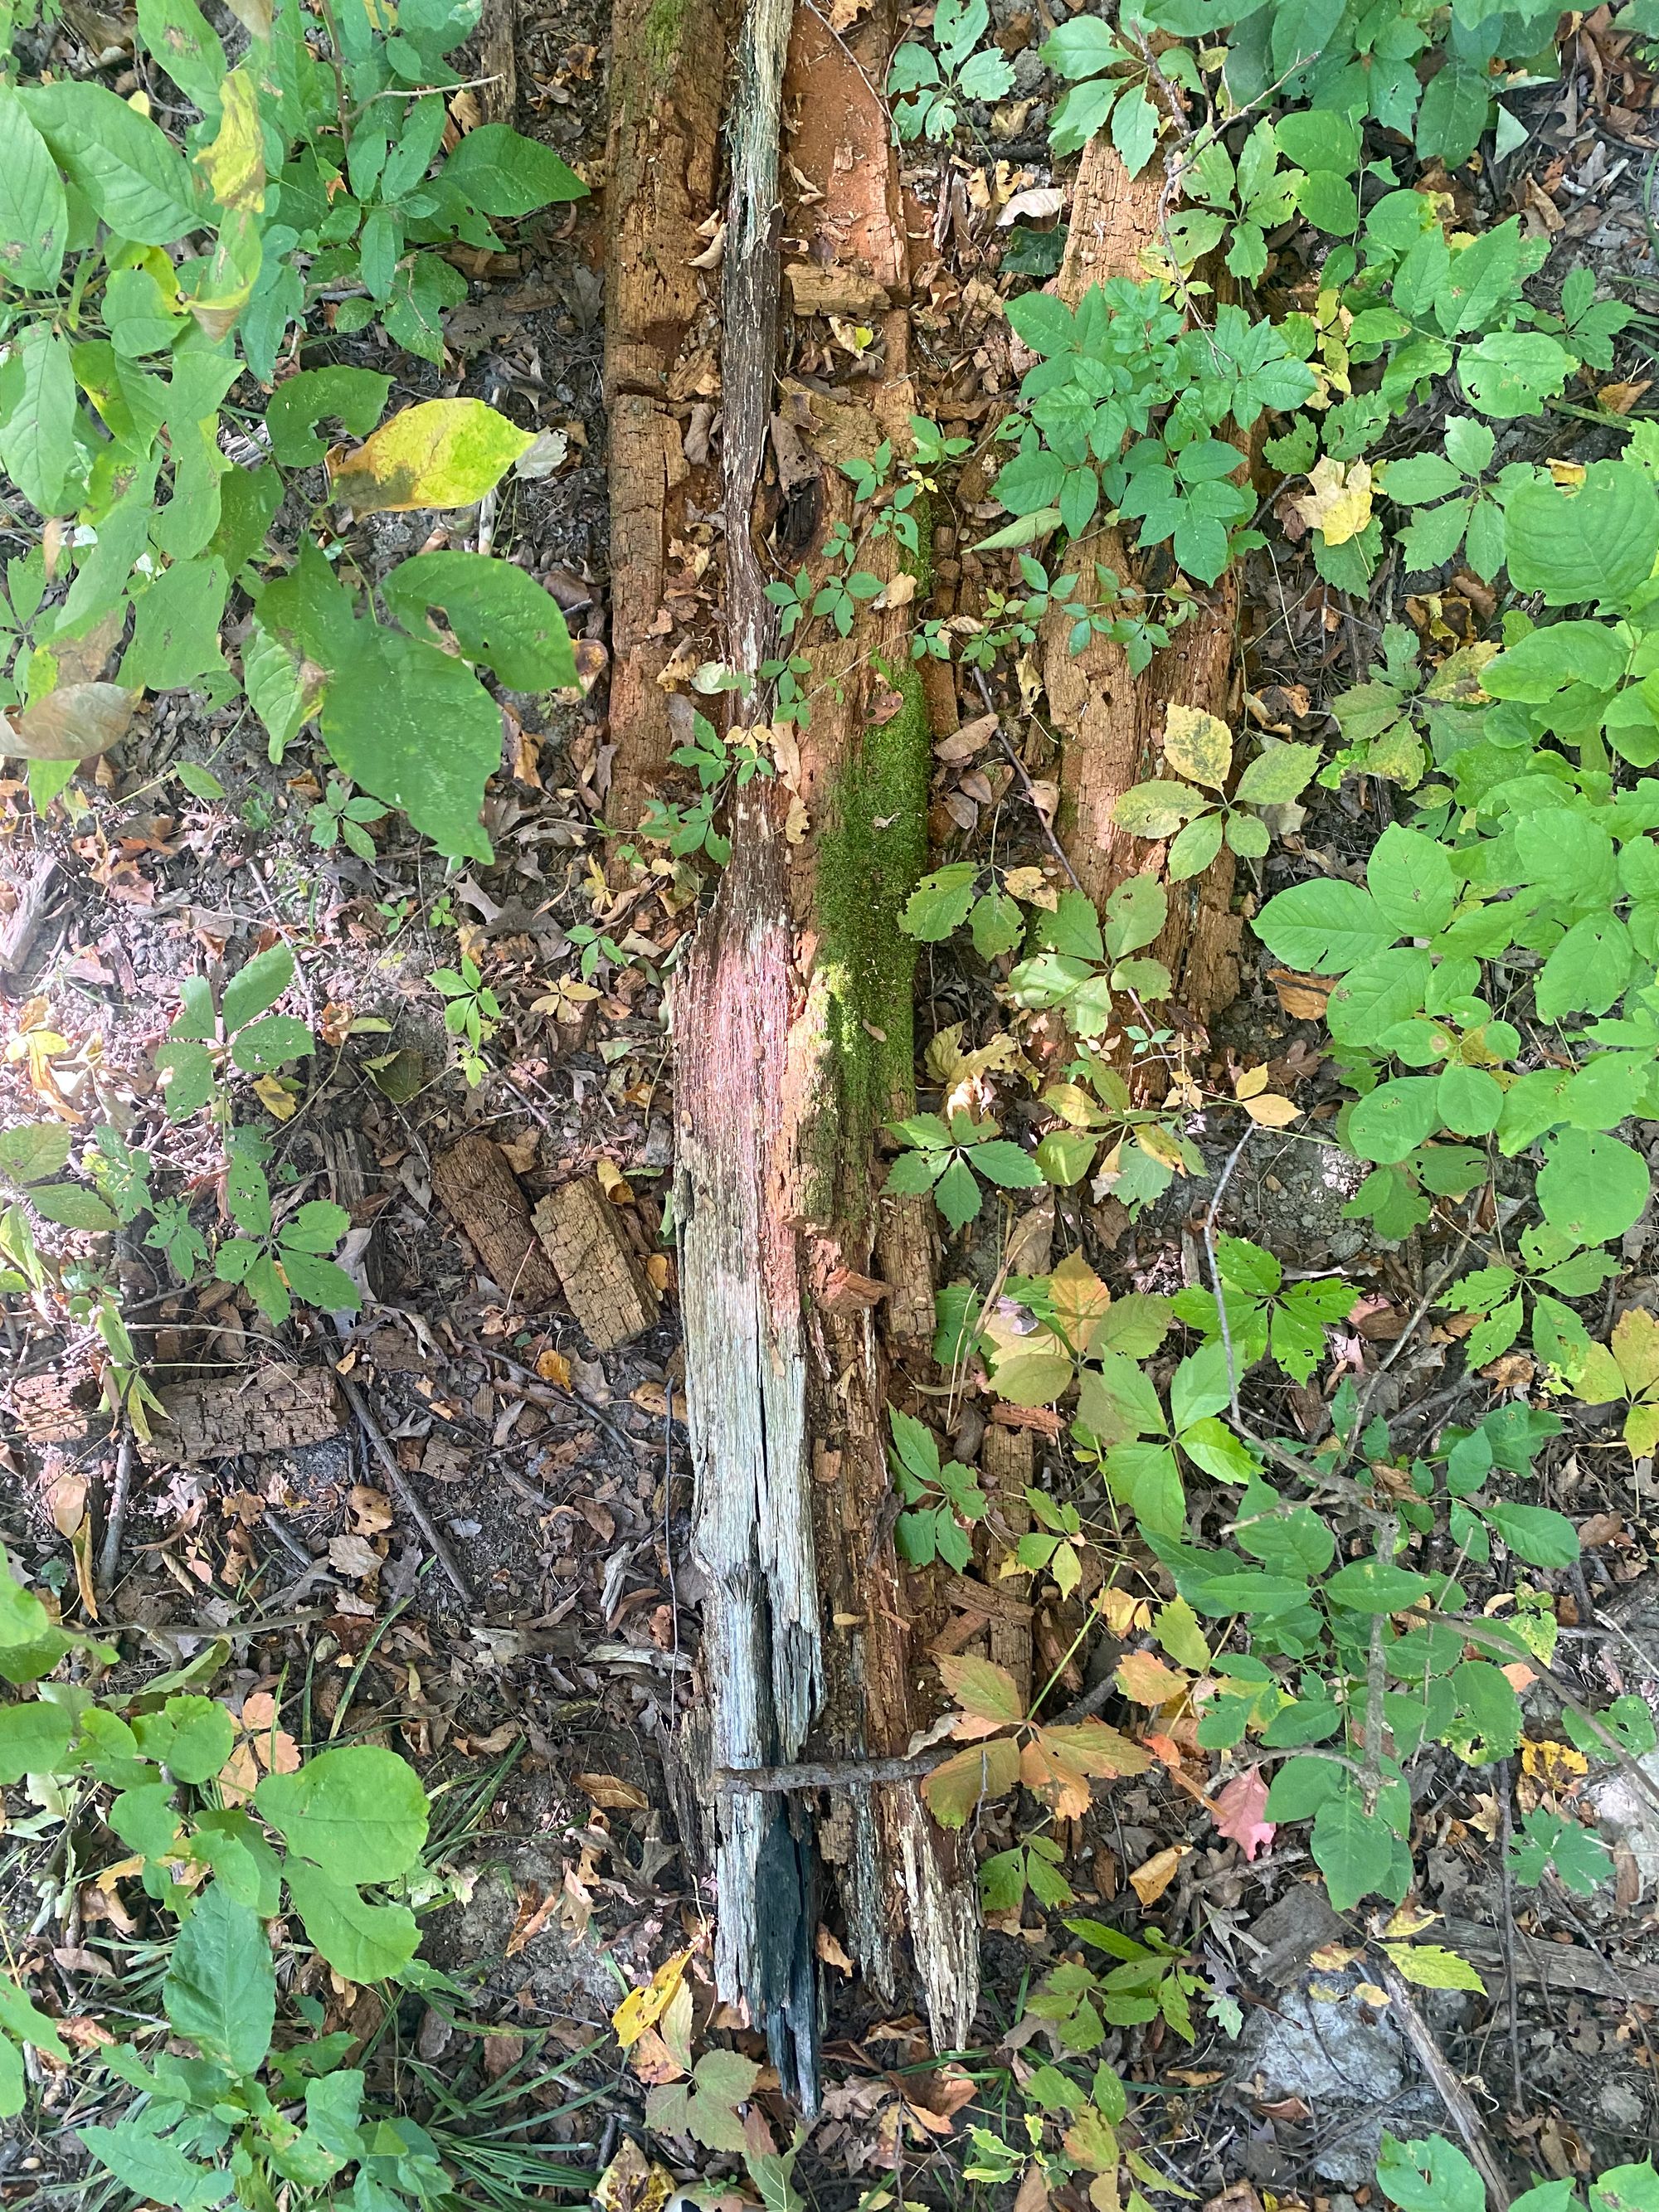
[
  {"left": 148, "top": 1365, "right": 342, "bottom": 1464},
  {"left": 431, "top": 1135, "right": 562, "bottom": 1311},
  {"left": 533, "top": 1177, "right": 661, "bottom": 1350},
  {"left": 785, "top": 263, "right": 891, "bottom": 317}
]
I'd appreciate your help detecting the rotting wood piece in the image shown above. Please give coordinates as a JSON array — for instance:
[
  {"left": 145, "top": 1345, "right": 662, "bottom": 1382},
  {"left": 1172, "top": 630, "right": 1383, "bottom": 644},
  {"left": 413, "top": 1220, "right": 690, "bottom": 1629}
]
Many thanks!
[
  {"left": 532, "top": 1177, "right": 661, "bottom": 1350},
  {"left": 146, "top": 1365, "right": 342, "bottom": 1465},
  {"left": 1037, "top": 136, "right": 1242, "bottom": 1025},
  {"left": 604, "top": 0, "right": 732, "bottom": 830},
  {"left": 431, "top": 1135, "right": 562, "bottom": 1311}
]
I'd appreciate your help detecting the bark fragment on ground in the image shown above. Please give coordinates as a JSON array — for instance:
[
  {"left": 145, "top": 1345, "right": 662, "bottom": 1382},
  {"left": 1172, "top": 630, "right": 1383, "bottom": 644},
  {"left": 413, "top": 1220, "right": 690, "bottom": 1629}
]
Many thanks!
[
  {"left": 533, "top": 1177, "right": 661, "bottom": 1349},
  {"left": 431, "top": 1135, "right": 562, "bottom": 1310},
  {"left": 1039, "top": 137, "right": 1242, "bottom": 1022},
  {"left": 146, "top": 1366, "right": 342, "bottom": 1464}
]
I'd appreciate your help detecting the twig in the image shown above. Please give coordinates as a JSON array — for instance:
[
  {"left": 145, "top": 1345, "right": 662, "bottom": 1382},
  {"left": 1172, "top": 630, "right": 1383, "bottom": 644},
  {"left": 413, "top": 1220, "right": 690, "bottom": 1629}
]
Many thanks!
[
  {"left": 336, "top": 1371, "right": 474, "bottom": 1605},
  {"left": 1360, "top": 1595, "right": 1388, "bottom": 1816},
  {"left": 718, "top": 1750, "right": 946, "bottom": 1793},
  {"left": 96, "top": 1431, "right": 134, "bottom": 1594},
  {"left": 973, "top": 669, "right": 1083, "bottom": 892},
  {"left": 1496, "top": 1757, "right": 1525, "bottom": 2112},
  {"left": 1374, "top": 1957, "right": 1512, "bottom": 2212},
  {"left": 1203, "top": 1125, "right": 1255, "bottom": 1427}
]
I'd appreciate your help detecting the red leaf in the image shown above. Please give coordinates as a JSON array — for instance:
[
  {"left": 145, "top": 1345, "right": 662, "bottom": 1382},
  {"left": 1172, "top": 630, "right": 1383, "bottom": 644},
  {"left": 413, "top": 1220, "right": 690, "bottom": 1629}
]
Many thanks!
[{"left": 1214, "top": 1766, "right": 1275, "bottom": 1862}]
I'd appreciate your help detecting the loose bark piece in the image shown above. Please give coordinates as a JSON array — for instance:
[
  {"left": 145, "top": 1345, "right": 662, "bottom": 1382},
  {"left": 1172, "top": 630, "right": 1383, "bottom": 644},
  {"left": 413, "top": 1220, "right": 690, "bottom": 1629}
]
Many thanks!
[
  {"left": 0, "top": 853, "right": 61, "bottom": 980},
  {"left": 533, "top": 1177, "right": 661, "bottom": 1350},
  {"left": 1038, "top": 135, "right": 1242, "bottom": 1021},
  {"left": 431, "top": 1135, "right": 562, "bottom": 1310},
  {"left": 147, "top": 1365, "right": 342, "bottom": 1464},
  {"left": 477, "top": 0, "right": 516, "bottom": 122},
  {"left": 605, "top": 0, "right": 732, "bottom": 828}
]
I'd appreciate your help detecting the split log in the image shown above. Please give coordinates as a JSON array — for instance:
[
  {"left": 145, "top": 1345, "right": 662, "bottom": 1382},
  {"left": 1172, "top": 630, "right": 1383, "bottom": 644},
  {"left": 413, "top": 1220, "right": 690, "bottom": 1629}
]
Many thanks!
[
  {"left": 672, "top": 0, "right": 975, "bottom": 2103},
  {"left": 476, "top": 0, "right": 517, "bottom": 123},
  {"left": 532, "top": 1177, "right": 661, "bottom": 1349},
  {"left": 604, "top": 0, "right": 732, "bottom": 828},
  {"left": 431, "top": 1135, "right": 562, "bottom": 1310},
  {"left": 1038, "top": 139, "right": 1243, "bottom": 1023}
]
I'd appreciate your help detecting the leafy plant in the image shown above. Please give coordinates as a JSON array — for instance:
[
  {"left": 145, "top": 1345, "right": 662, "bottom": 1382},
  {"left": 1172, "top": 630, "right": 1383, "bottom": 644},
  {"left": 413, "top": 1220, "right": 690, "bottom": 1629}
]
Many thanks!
[
  {"left": 1112, "top": 707, "right": 1320, "bottom": 879},
  {"left": 429, "top": 954, "right": 502, "bottom": 1087},
  {"left": 1171, "top": 1234, "right": 1358, "bottom": 1386},
  {"left": 887, "top": 0, "right": 1014, "bottom": 141},
  {"left": 308, "top": 775, "right": 386, "bottom": 862},
  {"left": 1379, "top": 2132, "right": 1659, "bottom": 2212},
  {"left": 922, "top": 1653, "right": 1151, "bottom": 1829},
  {"left": 638, "top": 712, "right": 775, "bottom": 866},
  {"left": 883, "top": 1108, "right": 1044, "bottom": 1232},
  {"left": 1026, "top": 1915, "right": 1205, "bottom": 2049},
  {"left": 216, "top": 1129, "right": 359, "bottom": 1325},
  {"left": 888, "top": 1407, "right": 987, "bottom": 1570}
]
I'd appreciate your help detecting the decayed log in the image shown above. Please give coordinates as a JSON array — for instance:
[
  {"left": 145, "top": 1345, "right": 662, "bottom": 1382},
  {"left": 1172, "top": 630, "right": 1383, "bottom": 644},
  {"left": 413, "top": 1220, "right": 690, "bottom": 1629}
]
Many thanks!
[
  {"left": 672, "top": 0, "right": 976, "bottom": 2101},
  {"left": 532, "top": 1176, "right": 661, "bottom": 1349},
  {"left": 1038, "top": 139, "right": 1242, "bottom": 1022},
  {"left": 146, "top": 1365, "right": 342, "bottom": 1464},
  {"left": 604, "top": 0, "right": 732, "bottom": 828},
  {"left": 431, "top": 1135, "right": 562, "bottom": 1310}
]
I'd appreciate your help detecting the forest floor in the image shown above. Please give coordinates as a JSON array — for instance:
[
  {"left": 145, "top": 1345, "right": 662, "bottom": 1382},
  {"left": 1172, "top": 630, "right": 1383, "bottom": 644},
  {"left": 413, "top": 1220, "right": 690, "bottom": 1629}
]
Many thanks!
[{"left": 7, "top": 0, "right": 1659, "bottom": 2209}]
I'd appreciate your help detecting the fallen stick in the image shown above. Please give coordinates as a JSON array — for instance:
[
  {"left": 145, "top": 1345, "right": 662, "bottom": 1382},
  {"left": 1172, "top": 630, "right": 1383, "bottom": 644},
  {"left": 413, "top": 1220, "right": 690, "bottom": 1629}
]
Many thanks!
[
  {"left": 1375, "top": 1957, "right": 1511, "bottom": 2212},
  {"left": 336, "top": 1371, "right": 474, "bottom": 1607}
]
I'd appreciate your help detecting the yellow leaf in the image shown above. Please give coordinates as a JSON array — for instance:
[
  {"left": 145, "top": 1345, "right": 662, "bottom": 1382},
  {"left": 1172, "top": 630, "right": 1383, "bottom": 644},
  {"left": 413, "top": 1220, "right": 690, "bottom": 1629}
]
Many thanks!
[
  {"left": 1162, "top": 704, "right": 1233, "bottom": 790},
  {"left": 1154, "top": 1595, "right": 1210, "bottom": 1670},
  {"left": 1382, "top": 1902, "right": 1439, "bottom": 1938},
  {"left": 193, "top": 66, "right": 265, "bottom": 213},
  {"left": 1520, "top": 1738, "right": 1588, "bottom": 1785},
  {"left": 1234, "top": 1065, "right": 1269, "bottom": 1099},
  {"left": 1379, "top": 1942, "right": 1486, "bottom": 1993},
  {"left": 1243, "top": 1092, "right": 1300, "bottom": 1127},
  {"left": 328, "top": 399, "right": 536, "bottom": 514},
  {"left": 1115, "top": 1651, "right": 1190, "bottom": 1707},
  {"left": 535, "top": 1348, "right": 572, "bottom": 1385},
  {"left": 1048, "top": 1248, "right": 1113, "bottom": 1354},
  {"left": 70, "top": 1514, "right": 98, "bottom": 1621},
  {"left": 611, "top": 1947, "right": 693, "bottom": 2047},
  {"left": 1296, "top": 456, "right": 1374, "bottom": 547},
  {"left": 1612, "top": 1307, "right": 1659, "bottom": 1398},
  {"left": 1132, "top": 1840, "right": 1194, "bottom": 1911},
  {"left": 253, "top": 1074, "right": 299, "bottom": 1122},
  {"left": 1354, "top": 1981, "right": 1392, "bottom": 2006},
  {"left": 1133, "top": 1123, "right": 1190, "bottom": 1174}
]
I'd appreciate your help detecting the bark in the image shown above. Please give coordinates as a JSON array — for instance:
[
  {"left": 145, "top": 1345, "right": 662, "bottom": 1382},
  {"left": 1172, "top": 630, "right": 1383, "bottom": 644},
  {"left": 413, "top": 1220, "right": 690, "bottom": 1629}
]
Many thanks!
[
  {"left": 1038, "top": 138, "right": 1243, "bottom": 1023},
  {"left": 532, "top": 1178, "right": 661, "bottom": 1350},
  {"left": 147, "top": 1366, "right": 342, "bottom": 1464},
  {"left": 605, "top": 0, "right": 732, "bottom": 829},
  {"left": 431, "top": 1135, "right": 562, "bottom": 1310}
]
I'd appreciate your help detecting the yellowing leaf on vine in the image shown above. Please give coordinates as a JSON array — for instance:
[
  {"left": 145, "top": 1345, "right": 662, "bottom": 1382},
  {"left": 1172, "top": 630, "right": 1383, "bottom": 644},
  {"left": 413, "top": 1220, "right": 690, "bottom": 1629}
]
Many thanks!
[
  {"left": 1612, "top": 1307, "right": 1659, "bottom": 1398},
  {"left": 1048, "top": 1248, "right": 1113, "bottom": 1354},
  {"left": 1295, "top": 456, "right": 1373, "bottom": 546},
  {"left": 937, "top": 1653, "right": 1025, "bottom": 1737},
  {"left": 1162, "top": 704, "right": 1233, "bottom": 790},
  {"left": 328, "top": 399, "right": 537, "bottom": 513},
  {"left": 1243, "top": 1091, "right": 1300, "bottom": 1127},
  {"left": 612, "top": 1946, "right": 692, "bottom": 2047},
  {"left": 1153, "top": 1594, "right": 1209, "bottom": 1670},
  {"left": 194, "top": 66, "right": 265, "bottom": 213},
  {"left": 923, "top": 1736, "right": 1020, "bottom": 1827},
  {"left": 1115, "top": 1651, "right": 1190, "bottom": 1707}
]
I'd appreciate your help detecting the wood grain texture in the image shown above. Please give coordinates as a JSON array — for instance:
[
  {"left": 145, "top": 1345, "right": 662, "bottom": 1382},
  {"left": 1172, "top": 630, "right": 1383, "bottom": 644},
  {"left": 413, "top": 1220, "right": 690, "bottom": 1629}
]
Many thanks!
[
  {"left": 148, "top": 1365, "right": 342, "bottom": 1464},
  {"left": 431, "top": 1135, "right": 562, "bottom": 1310},
  {"left": 533, "top": 1176, "right": 661, "bottom": 1349}
]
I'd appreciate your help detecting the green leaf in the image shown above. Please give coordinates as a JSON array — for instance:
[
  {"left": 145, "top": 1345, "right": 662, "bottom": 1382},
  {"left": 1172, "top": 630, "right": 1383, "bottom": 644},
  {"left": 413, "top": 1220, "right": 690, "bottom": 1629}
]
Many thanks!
[
  {"left": 1378, "top": 2132, "right": 1486, "bottom": 2212},
  {"left": 1483, "top": 1502, "right": 1579, "bottom": 1569},
  {"left": 1326, "top": 948, "right": 1432, "bottom": 1046},
  {"left": 221, "top": 943, "right": 294, "bottom": 1033},
  {"left": 1347, "top": 1077, "right": 1445, "bottom": 1164},
  {"left": 1325, "top": 1554, "right": 1432, "bottom": 1612},
  {"left": 140, "top": 1694, "right": 236, "bottom": 1784},
  {"left": 284, "top": 1859, "right": 420, "bottom": 1982},
  {"left": 1461, "top": 331, "right": 1571, "bottom": 419},
  {"left": 1233, "top": 742, "right": 1320, "bottom": 807},
  {"left": 163, "top": 1884, "right": 275, "bottom": 2077},
  {"left": 974, "top": 1140, "right": 1044, "bottom": 1189},
  {"left": 81, "top": 2117, "right": 231, "bottom": 2211},
  {"left": 1367, "top": 824, "right": 1455, "bottom": 938},
  {"left": 0, "top": 1124, "right": 71, "bottom": 1187},
  {"left": 902, "top": 863, "right": 979, "bottom": 941},
  {"left": 1536, "top": 1127, "right": 1648, "bottom": 1246},
  {"left": 935, "top": 1155, "right": 983, "bottom": 1231},
  {"left": 1379, "top": 1942, "right": 1486, "bottom": 1992},
  {"left": 230, "top": 1014, "right": 314, "bottom": 1073},
  {"left": 1311, "top": 1787, "right": 1404, "bottom": 1911},
  {"left": 254, "top": 1743, "right": 428, "bottom": 1882},
  {"left": 381, "top": 549, "right": 578, "bottom": 689},
  {"left": 1168, "top": 809, "right": 1224, "bottom": 880},
  {"left": 440, "top": 124, "right": 587, "bottom": 216},
  {"left": 1504, "top": 461, "right": 1659, "bottom": 606},
  {"left": 1254, "top": 878, "right": 1395, "bottom": 974},
  {"left": 122, "top": 558, "right": 231, "bottom": 691},
  {"left": 1435, "top": 1062, "right": 1502, "bottom": 1138},
  {"left": 0, "top": 87, "right": 68, "bottom": 291},
  {"left": 265, "top": 365, "right": 392, "bottom": 466},
  {"left": 0, "top": 321, "right": 76, "bottom": 518},
  {"left": 135, "top": 0, "right": 227, "bottom": 112},
  {"left": 18, "top": 80, "right": 200, "bottom": 243},
  {"left": 0, "top": 1697, "right": 73, "bottom": 1783},
  {"left": 29, "top": 1184, "right": 119, "bottom": 1232},
  {"left": 156, "top": 1038, "right": 216, "bottom": 1119}
]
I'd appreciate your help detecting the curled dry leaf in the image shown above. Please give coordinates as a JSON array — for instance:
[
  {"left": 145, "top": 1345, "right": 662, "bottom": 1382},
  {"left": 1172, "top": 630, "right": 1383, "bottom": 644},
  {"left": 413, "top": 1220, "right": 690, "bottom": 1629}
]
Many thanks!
[
  {"left": 998, "top": 185, "right": 1067, "bottom": 226},
  {"left": 2, "top": 683, "right": 136, "bottom": 761},
  {"left": 1127, "top": 1844, "right": 1188, "bottom": 1904},
  {"left": 574, "top": 1771, "right": 649, "bottom": 1810}
]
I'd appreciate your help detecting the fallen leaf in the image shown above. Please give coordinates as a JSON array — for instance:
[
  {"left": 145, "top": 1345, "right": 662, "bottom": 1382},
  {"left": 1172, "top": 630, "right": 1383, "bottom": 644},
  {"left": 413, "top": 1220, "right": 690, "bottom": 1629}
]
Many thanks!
[
  {"left": 1243, "top": 1092, "right": 1300, "bottom": 1126},
  {"left": 1115, "top": 1650, "right": 1190, "bottom": 1707},
  {"left": 574, "top": 1772, "right": 649, "bottom": 1811},
  {"left": 612, "top": 1947, "right": 693, "bottom": 2047},
  {"left": 2, "top": 683, "right": 136, "bottom": 761},
  {"left": 1598, "top": 379, "right": 1651, "bottom": 416},
  {"left": 1128, "top": 1845, "right": 1187, "bottom": 1904},
  {"left": 504, "top": 1884, "right": 562, "bottom": 1959},
  {"left": 1213, "top": 1767, "right": 1275, "bottom": 1862}
]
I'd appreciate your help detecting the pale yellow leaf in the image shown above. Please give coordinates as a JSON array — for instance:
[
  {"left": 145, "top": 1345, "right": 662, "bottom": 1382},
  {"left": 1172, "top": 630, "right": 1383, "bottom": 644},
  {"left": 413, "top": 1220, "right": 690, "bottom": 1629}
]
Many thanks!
[
  {"left": 328, "top": 400, "right": 536, "bottom": 513},
  {"left": 1243, "top": 1092, "right": 1300, "bottom": 1126},
  {"left": 1162, "top": 704, "right": 1233, "bottom": 790},
  {"left": 1127, "top": 1844, "right": 1187, "bottom": 1904},
  {"left": 1295, "top": 456, "right": 1374, "bottom": 546}
]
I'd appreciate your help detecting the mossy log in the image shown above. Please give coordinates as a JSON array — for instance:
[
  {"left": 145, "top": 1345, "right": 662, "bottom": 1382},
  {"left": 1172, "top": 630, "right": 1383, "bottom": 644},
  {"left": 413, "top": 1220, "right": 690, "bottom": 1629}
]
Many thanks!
[{"left": 1039, "top": 138, "right": 1243, "bottom": 1025}]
